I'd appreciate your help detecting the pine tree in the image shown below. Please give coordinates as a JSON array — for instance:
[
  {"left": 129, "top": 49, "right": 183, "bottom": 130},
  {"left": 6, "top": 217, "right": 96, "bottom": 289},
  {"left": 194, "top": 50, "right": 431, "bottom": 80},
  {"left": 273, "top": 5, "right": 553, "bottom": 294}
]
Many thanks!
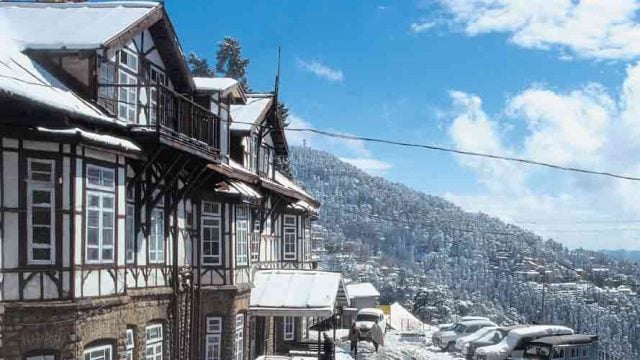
[
  {"left": 215, "top": 37, "right": 250, "bottom": 90},
  {"left": 187, "top": 52, "right": 214, "bottom": 77}
]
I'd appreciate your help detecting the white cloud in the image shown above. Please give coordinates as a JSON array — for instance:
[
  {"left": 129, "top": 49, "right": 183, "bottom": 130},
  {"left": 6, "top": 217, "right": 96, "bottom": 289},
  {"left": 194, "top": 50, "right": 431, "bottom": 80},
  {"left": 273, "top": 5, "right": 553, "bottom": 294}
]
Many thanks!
[
  {"left": 444, "top": 62, "right": 640, "bottom": 249},
  {"left": 436, "top": 0, "right": 640, "bottom": 60},
  {"left": 286, "top": 114, "right": 392, "bottom": 175},
  {"left": 411, "top": 20, "right": 437, "bottom": 33},
  {"left": 296, "top": 59, "right": 344, "bottom": 82}
]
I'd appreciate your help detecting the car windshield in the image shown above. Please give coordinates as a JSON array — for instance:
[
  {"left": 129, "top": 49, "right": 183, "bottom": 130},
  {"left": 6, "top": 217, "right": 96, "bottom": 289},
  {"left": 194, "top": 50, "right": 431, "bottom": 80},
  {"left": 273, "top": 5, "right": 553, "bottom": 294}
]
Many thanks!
[
  {"left": 525, "top": 345, "right": 551, "bottom": 359},
  {"left": 453, "top": 323, "right": 466, "bottom": 332},
  {"left": 356, "top": 314, "right": 379, "bottom": 322}
]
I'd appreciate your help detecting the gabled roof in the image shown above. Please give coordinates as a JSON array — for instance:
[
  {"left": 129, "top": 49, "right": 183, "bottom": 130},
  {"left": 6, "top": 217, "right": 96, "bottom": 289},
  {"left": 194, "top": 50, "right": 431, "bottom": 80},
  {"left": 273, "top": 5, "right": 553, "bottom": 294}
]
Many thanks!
[
  {"left": 230, "top": 94, "right": 273, "bottom": 132},
  {"left": 0, "top": 1, "right": 159, "bottom": 50},
  {"left": 346, "top": 283, "right": 380, "bottom": 298},
  {"left": 0, "top": 32, "right": 113, "bottom": 123}
]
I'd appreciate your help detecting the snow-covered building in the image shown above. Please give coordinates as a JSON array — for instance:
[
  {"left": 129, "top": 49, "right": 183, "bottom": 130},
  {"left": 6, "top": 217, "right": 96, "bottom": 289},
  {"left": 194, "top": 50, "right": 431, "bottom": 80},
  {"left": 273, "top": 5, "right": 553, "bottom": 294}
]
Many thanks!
[
  {"left": 346, "top": 282, "right": 380, "bottom": 310},
  {"left": 0, "top": 2, "right": 319, "bottom": 360}
]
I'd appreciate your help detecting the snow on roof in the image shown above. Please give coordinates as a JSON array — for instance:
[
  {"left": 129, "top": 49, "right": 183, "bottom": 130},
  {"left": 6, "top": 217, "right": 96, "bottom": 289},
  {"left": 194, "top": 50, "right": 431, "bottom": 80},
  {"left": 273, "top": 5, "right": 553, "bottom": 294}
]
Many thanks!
[
  {"left": 230, "top": 95, "right": 273, "bottom": 131},
  {"left": 37, "top": 127, "right": 141, "bottom": 152},
  {"left": 193, "top": 77, "right": 238, "bottom": 92},
  {"left": 216, "top": 179, "right": 261, "bottom": 199},
  {"left": 346, "top": 283, "right": 380, "bottom": 299},
  {"left": 250, "top": 270, "right": 343, "bottom": 317},
  {"left": 0, "top": 27, "right": 113, "bottom": 123},
  {"left": 275, "top": 171, "right": 314, "bottom": 201},
  {"left": 0, "top": 1, "right": 158, "bottom": 50},
  {"left": 389, "top": 302, "right": 426, "bottom": 331},
  {"left": 476, "top": 325, "right": 574, "bottom": 357}
]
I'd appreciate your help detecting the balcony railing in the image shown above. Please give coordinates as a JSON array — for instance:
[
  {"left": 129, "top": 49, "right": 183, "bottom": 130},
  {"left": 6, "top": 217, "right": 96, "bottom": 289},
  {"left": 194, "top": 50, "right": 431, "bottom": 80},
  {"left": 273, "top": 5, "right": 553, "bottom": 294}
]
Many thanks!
[{"left": 97, "top": 58, "right": 220, "bottom": 153}]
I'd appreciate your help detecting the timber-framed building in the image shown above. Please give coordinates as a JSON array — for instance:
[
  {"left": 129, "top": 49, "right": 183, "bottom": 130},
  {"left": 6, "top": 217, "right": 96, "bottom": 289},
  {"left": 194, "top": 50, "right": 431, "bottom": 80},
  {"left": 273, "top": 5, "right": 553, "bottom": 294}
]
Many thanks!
[{"left": 0, "top": 2, "right": 334, "bottom": 360}]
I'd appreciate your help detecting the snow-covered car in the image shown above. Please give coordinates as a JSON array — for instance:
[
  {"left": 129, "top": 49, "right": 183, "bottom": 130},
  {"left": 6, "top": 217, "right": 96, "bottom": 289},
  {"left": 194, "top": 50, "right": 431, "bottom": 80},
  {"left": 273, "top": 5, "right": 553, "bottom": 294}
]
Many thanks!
[
  {"left": 473, "top": 325, "right": 574, "bottom": 360},
  {"left": 432, "top": 319, "right": 497, "bottom": 351},
  {"left": 355, "top": 308, "right": 387, "bottom": 342},
  {"left": 434, "top": 316, "right": 491, "bottom": 343},
  {"left": 455, "top": 326, "right": 498, "bottom": 353},
  {"left": 463, "top": 325, "right": 526, "bottom": 359}
]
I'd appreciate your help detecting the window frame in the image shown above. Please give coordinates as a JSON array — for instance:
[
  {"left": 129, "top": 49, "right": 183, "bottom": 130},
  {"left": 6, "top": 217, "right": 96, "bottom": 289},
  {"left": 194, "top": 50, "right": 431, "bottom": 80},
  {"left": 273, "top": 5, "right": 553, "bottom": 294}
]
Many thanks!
[
  {"left": 205, "top": 316, "right": 222, "bottom": 360},
  {"left": 148, "top": 208, "right": 165, "bottom": 264},
  {"left": 250, "top": 219, "right": 260, "bottom": 262},
  {"left": 201, "top": 201, "right": 222, "bottom": 266},
  {"left": 126, "top": 204, "right": 135, "bottom": 264},
  {"left": 283, "top": 215, "right": 297, "bottom": 261},
  {"left": 83, "top": 344, "right": 112, "bottom": 360},
  {"left": 145, "top": 324, "right": 163, "bottom": 360},
  {"left": 283, "top": 316, "right": 295, "bottom": 341},
  {"left": 26, "top": 158, "right": 56, "bottom": 265},
  {"left": 86, "top": 164, "right": 116, "bottom": 192},
  {"left": 235, "top": 206, "right": 249, "bottom": 266},
  {"left": 85, "top": 191, "right": 115, "bottom": 264},
  {"left": 126, "top": 329, "right": 135, "bottom": 360},
  {"left": 235, "top": 314, "right": 245, "bottom": 360}
]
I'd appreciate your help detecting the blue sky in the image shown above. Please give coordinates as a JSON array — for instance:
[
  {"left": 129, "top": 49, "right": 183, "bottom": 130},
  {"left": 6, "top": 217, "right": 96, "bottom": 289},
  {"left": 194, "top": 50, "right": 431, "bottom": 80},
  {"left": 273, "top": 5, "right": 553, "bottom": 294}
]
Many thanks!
[{"left": 167, "top": 0, "right": 640, "bottom": 250}]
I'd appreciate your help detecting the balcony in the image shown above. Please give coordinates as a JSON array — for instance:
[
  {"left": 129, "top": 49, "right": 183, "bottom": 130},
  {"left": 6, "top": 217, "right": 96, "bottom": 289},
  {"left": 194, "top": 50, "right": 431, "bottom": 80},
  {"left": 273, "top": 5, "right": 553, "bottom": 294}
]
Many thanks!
[{"left": 97, "top": 59, "right": 221, "bottom": 160}]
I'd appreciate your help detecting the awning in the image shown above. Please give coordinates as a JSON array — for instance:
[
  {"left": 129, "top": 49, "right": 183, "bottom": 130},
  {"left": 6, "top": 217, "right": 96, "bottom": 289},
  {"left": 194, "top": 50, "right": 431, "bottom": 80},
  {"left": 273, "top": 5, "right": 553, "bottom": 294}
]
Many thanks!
[
  {"left": 250, "top": 270, "right": 345, "bottom": 317},
  {"left": 216, "top": 180, "right": 262, "bottom": 201}
]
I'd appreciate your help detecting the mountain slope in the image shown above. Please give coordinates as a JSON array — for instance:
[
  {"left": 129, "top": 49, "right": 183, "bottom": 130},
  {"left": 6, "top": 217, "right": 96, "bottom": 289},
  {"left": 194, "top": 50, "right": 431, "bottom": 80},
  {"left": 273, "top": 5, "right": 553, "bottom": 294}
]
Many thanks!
[{"left": 289, "top": 146, "right": 640, "bottom": 359}]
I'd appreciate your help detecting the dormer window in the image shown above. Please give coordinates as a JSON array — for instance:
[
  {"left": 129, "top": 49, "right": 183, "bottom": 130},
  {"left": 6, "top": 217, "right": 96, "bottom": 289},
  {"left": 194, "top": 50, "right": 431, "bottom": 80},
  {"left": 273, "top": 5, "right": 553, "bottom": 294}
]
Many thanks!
[
  {"left": 119, "top": 48, "right": 138, "bottom": 72},
  {"left": 117, "top": 48, "right": 138, "bottom": 123}
]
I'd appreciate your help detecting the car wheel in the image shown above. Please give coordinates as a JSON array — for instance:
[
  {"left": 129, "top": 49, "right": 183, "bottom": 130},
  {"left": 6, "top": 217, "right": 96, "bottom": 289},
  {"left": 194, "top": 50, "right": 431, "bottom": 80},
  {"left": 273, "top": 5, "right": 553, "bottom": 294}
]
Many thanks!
[{"left": 445, "top": 342, "right": 455, "bottom": 352}]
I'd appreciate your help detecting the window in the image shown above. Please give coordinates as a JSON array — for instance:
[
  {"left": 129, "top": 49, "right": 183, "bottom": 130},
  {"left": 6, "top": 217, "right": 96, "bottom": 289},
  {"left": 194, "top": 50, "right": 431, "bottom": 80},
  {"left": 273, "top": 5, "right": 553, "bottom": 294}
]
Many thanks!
[
  {"left": 205, "top": 317, "right": 222, "bottom": 360},
  {"left": 117, "top": 49, "right": 138, "bottom": 123},
  {"left": 126, "top": 329, "right": 135, "bottom": 360},
  {"left": 145, "top": 324, "right": 163, "bottom": 360},
  {"left": 126, "top": 205, "right": 135, "bottom": 264},
  {"left": 236, "top": 207, "right": 248, "bottom": 266},
  {"left": 26, "top": 354, "right": 55, "bottom": 360},
  {"left": 251, "top": 136, "right": 258, "bottom": 171},
  {"left": 304, "top": 221, "right": 311, "bottom": 261},
  {"left": 251, "top": 219, "right": 260, "bottom": 262},
  {"left": 202, "top": 201, "right": 222, "bottom": 265},
  {"left": 98, "top": 60, "right": 116, "bottom": 107},
  {"left": 302, "top": 317, "right": 308, "bottom": 340},
  {"left": 27, "top": 159, "right": 55, "bottom": 265},
  {"left": 260, "top": 146, "right": 271, "bottom": 174},
  {"left": 149, "top": 209, "right": 164, "bottom": 263},
  {"left": 235, "top": 314, "right": 244, "bottom": 360},
  {"left": 283, "top": 215, "right": 296, "bottom": 261},
  {"left": 284, "top": 317, "right": 294, "bottom": 341},
  {"left": 85, "top": 166, "right": 116, "bottom": 265},
  {"left": 83, "top": 345, "right": 112, "bottom": 360},
  {"left": 149, "top": 67, "right": 166, "bottom": 125}
]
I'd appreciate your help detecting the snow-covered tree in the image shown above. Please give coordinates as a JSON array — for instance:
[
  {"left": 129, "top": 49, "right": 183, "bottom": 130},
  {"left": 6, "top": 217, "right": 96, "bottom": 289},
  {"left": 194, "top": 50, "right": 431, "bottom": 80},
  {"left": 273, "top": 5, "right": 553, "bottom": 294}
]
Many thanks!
[
  {"left": 187, "top": 52, "right": 214, "bottom": 77},
  {"left": 215, "top": 37, "right": 250, "bottom": 90}
]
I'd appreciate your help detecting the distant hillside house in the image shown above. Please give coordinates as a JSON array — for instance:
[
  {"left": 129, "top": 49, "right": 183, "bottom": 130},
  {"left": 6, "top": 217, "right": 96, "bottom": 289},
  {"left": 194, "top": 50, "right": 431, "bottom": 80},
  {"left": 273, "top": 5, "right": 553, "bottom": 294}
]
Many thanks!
[{"left": 346, "top": 282, "right": 381, "bottom": 309}]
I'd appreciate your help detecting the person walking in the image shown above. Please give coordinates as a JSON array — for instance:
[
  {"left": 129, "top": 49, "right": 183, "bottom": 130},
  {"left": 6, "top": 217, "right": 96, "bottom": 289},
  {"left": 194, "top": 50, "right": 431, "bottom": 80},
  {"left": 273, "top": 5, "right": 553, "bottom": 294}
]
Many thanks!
[
  {"left": 349, "top": 322, "right": 360, "bottom": 357},
  {"left": 371, "top": 319, "right": 385, "bottom": 353},
  {"left": 323, "top": 332, "right": 334, "bottom": 360}
]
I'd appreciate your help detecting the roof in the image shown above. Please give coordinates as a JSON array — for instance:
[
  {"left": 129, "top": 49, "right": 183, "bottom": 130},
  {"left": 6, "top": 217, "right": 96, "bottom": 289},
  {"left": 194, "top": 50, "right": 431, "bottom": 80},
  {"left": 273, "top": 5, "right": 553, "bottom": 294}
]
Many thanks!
[
  {"left": 0, "top": 31, "right": 113, "bottom": 123},
  {"left": 274, "top": 171, "right": 316, "bottom": 203},
  {"left": 216, "top": 179, "right": 261, "bottom": 200},
  {"left": 357, "top": 308, "right": 384, "bottom": 315},
  {"left": 529, "top": 334, "right": 597, "bottom": 346},
  {"left": 346, "top": 283, "right": 380, "bottom": 299},
  {"left": 0, "top": 1, "right": 159, "bottom": 50},
  {"left": 193, "top": 77, "right": 245, "bottom": 100},
  {"left": 250, "top": 270, "right": 344, "bottom": 317},
  {"left": 230, "top": 94, "right": 273, "bottom": 131}
]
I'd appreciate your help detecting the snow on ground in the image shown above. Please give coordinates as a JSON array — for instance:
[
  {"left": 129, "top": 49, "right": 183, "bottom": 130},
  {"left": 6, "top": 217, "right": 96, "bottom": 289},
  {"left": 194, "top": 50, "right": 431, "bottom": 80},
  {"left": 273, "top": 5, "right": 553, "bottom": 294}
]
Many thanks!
[{"left": 334, "top": 327, "right": 465, "bottom": 360}]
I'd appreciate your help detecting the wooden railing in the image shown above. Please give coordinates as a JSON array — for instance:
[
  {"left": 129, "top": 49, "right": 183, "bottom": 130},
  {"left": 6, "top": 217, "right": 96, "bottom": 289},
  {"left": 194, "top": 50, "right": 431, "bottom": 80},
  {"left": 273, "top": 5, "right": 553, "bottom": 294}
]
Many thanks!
[{"left": 97, "top": 58, "right": 220, "bottom": 152}]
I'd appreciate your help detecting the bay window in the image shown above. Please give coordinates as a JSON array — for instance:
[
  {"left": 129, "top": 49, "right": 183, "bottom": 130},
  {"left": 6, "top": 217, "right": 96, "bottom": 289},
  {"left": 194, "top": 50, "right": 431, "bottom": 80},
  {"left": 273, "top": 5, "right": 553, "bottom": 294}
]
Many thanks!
[
  {"left": 236, "top": 206, "right": 248, "bottom": 266},
  {"left": 118, "top": 48, "right": 138, "bottom": 123}
]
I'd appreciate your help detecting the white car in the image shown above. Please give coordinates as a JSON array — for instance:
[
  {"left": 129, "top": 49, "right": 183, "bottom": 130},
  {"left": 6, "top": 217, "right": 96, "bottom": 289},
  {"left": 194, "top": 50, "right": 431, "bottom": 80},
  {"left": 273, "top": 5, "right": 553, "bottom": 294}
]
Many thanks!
[
  {"left": 437, "top": 317, "right": 491, "bottom": 332},
  {"left": 432, "top": 319, "right": 497, "bottom": 351},
  {"left": 473, "top": 325, "right": 574, "bottom": 360},
  {"left": 355, "top": 308, "right": 387, "bottom": 341},
  {"left": 455, "top": 326, "right": 498, "bottom": 353}
]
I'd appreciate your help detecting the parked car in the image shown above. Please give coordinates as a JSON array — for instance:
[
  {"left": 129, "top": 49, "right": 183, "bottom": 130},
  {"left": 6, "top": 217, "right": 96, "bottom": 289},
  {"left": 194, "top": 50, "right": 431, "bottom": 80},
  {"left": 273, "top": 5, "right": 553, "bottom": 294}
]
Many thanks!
[
  {"left": 521, "top": 334, "right": 598, "bottom": 360},
  {"left": 463, "top": 325, "right": 527, "bottom": 359},
  {"left": 438, "top": 316, "right": 491, "bottom": 332},
  {"left": 433, "top": 319, "right": 497, "bottom": 351},
  {"left": 455, "top": 326, "right": 499, "bottom": 355},
  {"left": 473, "top": 325, "right": 574, "bottom": 360},
  {"left": 354, "top": 308, "right": 387, "bottom": 342}
]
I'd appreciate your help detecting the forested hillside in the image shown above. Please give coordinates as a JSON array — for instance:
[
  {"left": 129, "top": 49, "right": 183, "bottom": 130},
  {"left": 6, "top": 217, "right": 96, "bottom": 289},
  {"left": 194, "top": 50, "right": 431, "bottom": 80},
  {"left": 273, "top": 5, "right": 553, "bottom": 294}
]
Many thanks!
[{"left": 289, "top": 146, "right": 640, "bottom": 359}]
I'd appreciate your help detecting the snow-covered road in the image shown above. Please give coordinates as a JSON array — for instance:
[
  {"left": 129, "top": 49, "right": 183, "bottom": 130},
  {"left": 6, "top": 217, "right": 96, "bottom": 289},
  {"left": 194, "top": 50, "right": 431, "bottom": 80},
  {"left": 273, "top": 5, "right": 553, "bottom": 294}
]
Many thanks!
[{"left": 334, "top": 330, "right": 465, "bottom": 360}]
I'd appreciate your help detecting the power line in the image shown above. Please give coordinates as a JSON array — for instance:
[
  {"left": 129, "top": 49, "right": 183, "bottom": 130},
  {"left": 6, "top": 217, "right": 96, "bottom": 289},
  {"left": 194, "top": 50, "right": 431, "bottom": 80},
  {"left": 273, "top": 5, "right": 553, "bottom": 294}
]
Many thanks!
[{"left": 286, "top": 127, "right": 640, "bottom": 182}]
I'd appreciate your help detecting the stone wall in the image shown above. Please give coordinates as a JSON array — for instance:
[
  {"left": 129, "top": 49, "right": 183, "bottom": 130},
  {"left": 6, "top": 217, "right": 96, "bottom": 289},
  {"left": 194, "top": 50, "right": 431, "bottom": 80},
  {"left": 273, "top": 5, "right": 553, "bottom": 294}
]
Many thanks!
[{"left": 0, "top": 289, "right": 172, "bottom": 360}]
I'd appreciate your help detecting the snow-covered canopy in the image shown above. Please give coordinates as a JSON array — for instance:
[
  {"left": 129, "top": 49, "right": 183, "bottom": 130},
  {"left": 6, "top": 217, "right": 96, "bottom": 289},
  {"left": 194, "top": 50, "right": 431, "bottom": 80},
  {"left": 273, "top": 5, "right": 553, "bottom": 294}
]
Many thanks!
[
  {"left": 0, "top": 27, "right": 113, "bottom": 123},
  {"left": 37, "top": 127, "right": 141, "bottom": 152},
  {"left": 0, "top": 1, "right": 158, "bottom": 50},
  {"left": 216, "top": 179, "right": 261, "bottom": 200},
  {"left": 346, "top": 283, "right": 380, "bottom": 299},
  {"left": 230, "top": 94, "right": 273, "bottom": 131},
  {"left": 250, "top": 270, "right": 345, "bottom": 317},
  {"left": 274, "top": 171, "right": 316, "bottom": 204}
]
